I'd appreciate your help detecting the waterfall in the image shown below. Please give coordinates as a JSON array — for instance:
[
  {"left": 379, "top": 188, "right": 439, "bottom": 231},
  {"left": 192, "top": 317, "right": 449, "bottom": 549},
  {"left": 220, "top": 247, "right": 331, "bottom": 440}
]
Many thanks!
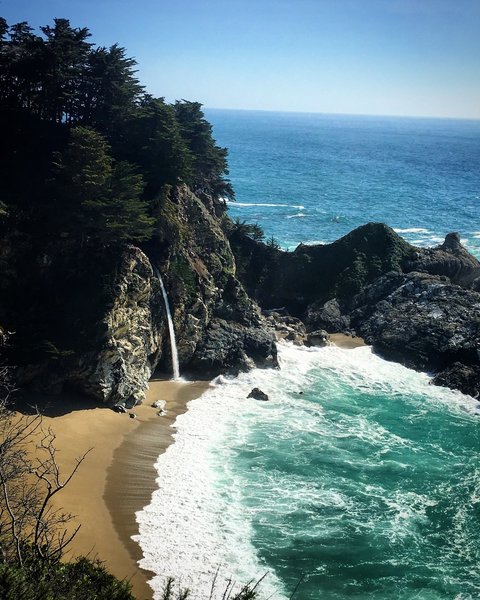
[{"left": 154, "top": 268, "right": 180, "bottom": 380}]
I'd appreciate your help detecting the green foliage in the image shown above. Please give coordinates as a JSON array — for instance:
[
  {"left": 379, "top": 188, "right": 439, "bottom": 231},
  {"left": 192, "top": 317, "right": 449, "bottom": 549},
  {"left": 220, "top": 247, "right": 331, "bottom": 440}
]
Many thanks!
[
  {"left": 84, "top": 44, "right": 144, "bottom": 133},
  {"left": 231, "top": 219, "right": 265, "bottom": 242},
  {"left": 335, "top": 250, "right": 368, "bottom": 297},
  {"left": 52, "top": 126, "right": 154, "bottom": 242},
  {"left": 159, "top": 574, "right": 263, "bottom": 600},
  {"left": 169, "top": 255, "right": 197, "bottom": 299},
  {"left": 174, "top": 100, "right": 234, "bottom": 204},
  {"left": 122, "top": 97, "right": 192, "bottom": 196},
  {"left": 0, "top": 556, "right": 135, "bottom": 600},
  {"left": 0, "top": 17, "right": 233, "bottom": 246},
  {"left": 155, "top": 191, "right": 188, "bottom": 245},
  {"left": 266, "top": 235, "right": 281, "bottom": 250}
]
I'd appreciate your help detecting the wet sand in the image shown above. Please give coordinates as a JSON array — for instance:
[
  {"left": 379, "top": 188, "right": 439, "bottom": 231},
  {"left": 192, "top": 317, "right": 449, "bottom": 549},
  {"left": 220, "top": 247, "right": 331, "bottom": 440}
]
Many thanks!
[
  {"left": 105, "top": 379, "right": 209, "bottom": 599},
  {"left": 20, "top": 379, "right": 208, "bottom": 600},
  {"left": 329, "top": 332, "right": 366, "bottom": 349}
]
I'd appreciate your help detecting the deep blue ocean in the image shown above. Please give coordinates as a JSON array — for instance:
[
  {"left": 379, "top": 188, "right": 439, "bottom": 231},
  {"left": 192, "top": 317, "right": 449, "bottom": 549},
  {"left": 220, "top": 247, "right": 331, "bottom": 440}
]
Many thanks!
[
  {"left": 206, "top": 109, "right": 480, "bottom": 257},
  {"left": 136, "top": 111, "right": 480, "bottom": 600}
]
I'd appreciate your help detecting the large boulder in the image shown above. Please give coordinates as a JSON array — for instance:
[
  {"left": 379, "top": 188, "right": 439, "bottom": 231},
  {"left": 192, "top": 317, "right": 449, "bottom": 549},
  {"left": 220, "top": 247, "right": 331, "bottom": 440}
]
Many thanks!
[
  {"left": 432, "top": 363, "right": 480, "bottom": 399},
  {"left": 350, "top": 271, "right": 480, "bottom": 373},
  {"left": 188, "top": 318, "right": 277, "bottom": 378},
  {"left": 404, "top": 232, "right": 480, "bottom": 288}
]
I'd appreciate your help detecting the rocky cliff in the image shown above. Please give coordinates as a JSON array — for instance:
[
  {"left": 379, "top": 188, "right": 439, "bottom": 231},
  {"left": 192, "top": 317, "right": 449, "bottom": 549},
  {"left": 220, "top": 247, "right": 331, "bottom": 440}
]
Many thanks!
[
  {"left": 3, "top": 210, "right": 479, "bottom": 405},
  {"left": 230, "top": 223, "right": 480, "bottom": 398},
  {"left": 2, "top": 186, "right": 277, "bottom": 407}
]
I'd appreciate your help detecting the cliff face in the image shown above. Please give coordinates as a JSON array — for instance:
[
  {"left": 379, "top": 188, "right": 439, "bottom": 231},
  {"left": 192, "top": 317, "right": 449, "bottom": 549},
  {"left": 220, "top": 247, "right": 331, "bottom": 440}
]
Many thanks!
[
  {"left": 153, "top": 186, "right": 277, "bottom": 379},
  {"left": 229, "top": 222, "right": 416, "bottom": 314},
  {"left": 3, "top": 186, "right": 277, "bottom": 406},
  {"left": 4, "top": 211, "right": 479, "bottom": 404},
  {"left": 349, "top": 271, "right": 480, "bottom": 397},
  {"left": 6, "top": 244, "right": 164, "bottom": 406}
]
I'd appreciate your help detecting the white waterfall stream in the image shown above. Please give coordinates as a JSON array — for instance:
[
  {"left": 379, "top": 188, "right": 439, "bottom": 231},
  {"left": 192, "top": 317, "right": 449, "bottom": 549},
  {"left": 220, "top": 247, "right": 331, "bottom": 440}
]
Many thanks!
[{"left": 155, "top": 268, "right": 180, "bottom": 380}]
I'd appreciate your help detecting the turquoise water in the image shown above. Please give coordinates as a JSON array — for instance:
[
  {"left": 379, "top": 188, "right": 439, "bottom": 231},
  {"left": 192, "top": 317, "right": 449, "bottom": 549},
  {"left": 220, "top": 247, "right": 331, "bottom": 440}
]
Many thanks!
[
  {"left": 136, "top": 112, "right": 480, "bottom": 600},
  {"left": 205, "top": 110, "right": 480, "bottom": 256},
  {"left": 137, "top": 346, "right": 480, "bottom": 600},
  {"left": 235, "top": 350, "right": 480, "bottom": 599}
]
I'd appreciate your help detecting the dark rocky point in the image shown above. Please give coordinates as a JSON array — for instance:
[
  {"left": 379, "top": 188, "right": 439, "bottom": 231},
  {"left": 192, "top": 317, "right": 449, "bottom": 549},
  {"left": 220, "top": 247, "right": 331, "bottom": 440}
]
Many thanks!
[{"left": 248, "top": 387, "right": 269, "bottom": 401}]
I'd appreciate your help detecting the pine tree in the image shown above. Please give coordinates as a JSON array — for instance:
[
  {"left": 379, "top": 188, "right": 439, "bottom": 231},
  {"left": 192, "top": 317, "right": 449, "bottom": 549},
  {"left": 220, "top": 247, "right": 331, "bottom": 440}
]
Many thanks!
[
  {"left": 122, "top": 96, "right": 192, "bottom": 197},
  {"left": 52, "top": 127, "right": 153, "bottom": 242},
  {"left": 174, "top": 100, "right": 234, "bottom": 202}
]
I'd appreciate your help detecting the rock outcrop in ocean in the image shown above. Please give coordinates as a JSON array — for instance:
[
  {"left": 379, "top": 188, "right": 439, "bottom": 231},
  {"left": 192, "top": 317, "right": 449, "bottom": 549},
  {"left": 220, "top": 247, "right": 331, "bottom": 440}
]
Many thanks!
[{"left": 230, "top": 223, "right": 480, "bottom": 398}]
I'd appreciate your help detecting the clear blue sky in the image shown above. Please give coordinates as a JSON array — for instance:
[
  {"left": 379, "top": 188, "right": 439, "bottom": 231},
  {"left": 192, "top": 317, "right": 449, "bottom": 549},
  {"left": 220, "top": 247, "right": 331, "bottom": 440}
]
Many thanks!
[{"left": 1, "top": 0, "right": 479, "bottom": 119}]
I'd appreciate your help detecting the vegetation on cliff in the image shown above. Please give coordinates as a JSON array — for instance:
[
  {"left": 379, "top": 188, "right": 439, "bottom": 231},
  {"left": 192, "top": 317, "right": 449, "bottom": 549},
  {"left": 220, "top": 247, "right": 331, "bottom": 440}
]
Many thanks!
[
  {"left": 0, "top": 16, "right": 232, "bottom": 249},
  {"left": 0, "top": 17, "right": 279, "bottom": 393}
]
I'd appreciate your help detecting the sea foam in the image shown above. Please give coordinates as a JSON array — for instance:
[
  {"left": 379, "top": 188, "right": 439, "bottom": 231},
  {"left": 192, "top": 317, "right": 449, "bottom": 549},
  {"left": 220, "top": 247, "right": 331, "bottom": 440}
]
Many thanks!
[
  {"left": 135, "top": 343, "right": 479, "bottom": 599},
  {"left": 226, "top": 200, "right": 305, "bottom": 209},
  {"left": 393, "top": 227, "right": 431, "bottom": 234}
]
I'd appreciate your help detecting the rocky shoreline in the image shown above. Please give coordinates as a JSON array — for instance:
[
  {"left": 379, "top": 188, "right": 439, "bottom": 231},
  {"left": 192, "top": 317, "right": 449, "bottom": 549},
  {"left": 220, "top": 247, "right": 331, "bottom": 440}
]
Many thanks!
[{"left": 2, "top": 187, "right": 479, "bottom": 405}]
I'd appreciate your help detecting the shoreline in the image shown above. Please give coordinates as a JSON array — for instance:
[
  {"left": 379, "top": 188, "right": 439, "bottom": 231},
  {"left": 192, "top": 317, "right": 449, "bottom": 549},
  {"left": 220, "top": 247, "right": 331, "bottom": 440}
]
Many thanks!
[
  {"left": 104, "top": 379, "right": 209, "bottom": 600},
  {"left": 18, "top": 338, "right": 361, "bottom": 599},
  {"left": 20, "top": 378, "right": 209, "bottom": 600},
  {"left": 329, "top": 332, "right": 366, "bottom": 349}
]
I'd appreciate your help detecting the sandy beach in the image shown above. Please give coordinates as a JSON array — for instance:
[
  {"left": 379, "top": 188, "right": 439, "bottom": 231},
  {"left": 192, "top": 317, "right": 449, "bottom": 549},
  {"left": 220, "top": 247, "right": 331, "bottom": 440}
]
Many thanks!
[
  {"left": 14, "top": 336, "right": 360, "bottom": 600},
  {"left": 19, "top": 378, "right": 208, "bottom": 600},
  {"left": 329, "top": 332, "right": 366, "bottom": 349}
]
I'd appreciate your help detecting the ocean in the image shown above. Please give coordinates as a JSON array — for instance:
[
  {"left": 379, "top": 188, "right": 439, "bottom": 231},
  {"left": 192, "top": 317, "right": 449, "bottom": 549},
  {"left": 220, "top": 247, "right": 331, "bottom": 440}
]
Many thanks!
[
  {"left": 208, "top": 109, "right": 480, "bottom": 257},
  {"left": 135, "top": 111, "right": 480, "bottom": 599}
]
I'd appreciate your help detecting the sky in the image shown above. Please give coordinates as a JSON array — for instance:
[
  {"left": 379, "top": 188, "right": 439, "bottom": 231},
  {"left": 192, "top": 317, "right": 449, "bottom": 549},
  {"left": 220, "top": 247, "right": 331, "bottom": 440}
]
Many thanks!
[{"left": 1, "top": 0, "right": 480, "bottom": 119}]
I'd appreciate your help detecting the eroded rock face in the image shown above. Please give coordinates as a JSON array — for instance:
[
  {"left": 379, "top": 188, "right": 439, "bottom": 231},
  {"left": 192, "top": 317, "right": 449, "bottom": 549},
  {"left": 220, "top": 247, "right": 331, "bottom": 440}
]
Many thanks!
[
  {"left": 307, "top": 270, "right": 480, "bottom": 397},
  {"left": 432, "top": 363, "right": 480, "bottom": 399},
  {"left": 155, "top": 185, "right": 278, "bottom": 379},
  {"left": 189, "top": 318, "right": 277, "bottom": 377},
  {"left": 350, "top": 272, "right": 480, "bottom": 374},
  {"left": 404, "top": 233, "right": 480, "bottom": 288},
  {"left": 16, "top": 245, "right": 165, "bottom": 406}
]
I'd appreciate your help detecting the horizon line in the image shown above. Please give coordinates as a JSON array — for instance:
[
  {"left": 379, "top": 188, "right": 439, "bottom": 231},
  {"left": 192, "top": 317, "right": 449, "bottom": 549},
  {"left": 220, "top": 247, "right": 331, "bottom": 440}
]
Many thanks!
[{"left": 203, "top": 106, "right": 480, "bottom": 123}]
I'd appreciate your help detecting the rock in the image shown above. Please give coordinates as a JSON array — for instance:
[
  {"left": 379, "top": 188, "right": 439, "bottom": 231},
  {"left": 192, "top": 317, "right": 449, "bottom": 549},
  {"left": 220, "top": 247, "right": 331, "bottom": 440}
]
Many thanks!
[
  {"left": 262, "top": 307, "right": 288, "bottom": 316},
  {"left": 404, "top": 232, "right": 480, "bottom": 288},
  {"left": 342, "top": 271, "right": 480, "bottom": 395},
  {"left": 305, "top": 329, "right": 330, "bottom": 347},
  {"left": 305, "top": 298, "right": 351, "bottom": 333},
  {"left": 112, "top": 404, "right": 127, "bottom": 413},
  {"left": 229, "top": 223, "right": 480, "bottom": 319},
  {"left": 229, "top": 222, "right": 416, "bottom": 313},
  {"left": 247, "top": 387, "right": 269, "bottom": 401},
  {"left": 14, "top": 243, "right": 165, "bottom": 407},
  {"left": 265, "top": 313, "right": 306, "bottom": 345},
  {"left": 157, "top": 409, "right": 166, "bottom": 416},
  {"left": 349, "top": 271, "right": 480, "bottom": 369},
  {"left": 129, "top": 412, "right": 137, "bottom": 419},
  {"left": 152, "top": 400, "right": 167, "bottom": 410},
  {"left": 188, "top": 318, "right": 278, "bottom": 378},
  {"left": 8, "top": 185, "right": 281, "bottom": 405},
  {"left": 432, "top": 363, "right": 480, "bottom": 399}
]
